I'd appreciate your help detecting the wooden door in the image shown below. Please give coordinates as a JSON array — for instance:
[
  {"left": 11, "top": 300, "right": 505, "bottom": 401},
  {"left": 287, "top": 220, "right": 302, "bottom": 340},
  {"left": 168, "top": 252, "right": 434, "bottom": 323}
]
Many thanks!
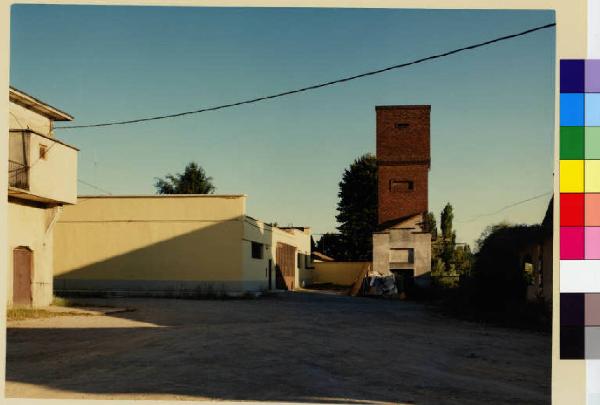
[
  {"left": 13, "top": 247, "right": 33, "bottom": 306},
  {"left": 275, "top": 242, "right": 296, "bottom": 290}
]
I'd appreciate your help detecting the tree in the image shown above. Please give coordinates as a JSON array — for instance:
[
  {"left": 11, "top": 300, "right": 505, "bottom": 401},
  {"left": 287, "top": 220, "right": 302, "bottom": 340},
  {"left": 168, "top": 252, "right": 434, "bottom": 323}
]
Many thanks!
[
  {"left": 423, "top": 211, "right": 438, "bottom": 241},
  {"left": 335, "top": 153, "right": 378, "bottom": 261},
  {"left": 440, "top": 203, "right": 456, "bottom": 272},
  {"left": 440, "top": 203, "right": 454, "bottom": 241},
  {"left": 315, "top": 233, "right": 345, "bottom": 261},
  {"left": 155, "top": 162, "right": 215, "bottom": 194}
]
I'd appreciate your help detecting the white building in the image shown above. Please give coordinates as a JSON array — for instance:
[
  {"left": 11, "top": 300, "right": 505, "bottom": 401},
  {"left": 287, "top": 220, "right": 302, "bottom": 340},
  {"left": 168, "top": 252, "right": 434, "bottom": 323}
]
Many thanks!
[{"left": 7, "top": 87, "right": 78, "bottom": 307}]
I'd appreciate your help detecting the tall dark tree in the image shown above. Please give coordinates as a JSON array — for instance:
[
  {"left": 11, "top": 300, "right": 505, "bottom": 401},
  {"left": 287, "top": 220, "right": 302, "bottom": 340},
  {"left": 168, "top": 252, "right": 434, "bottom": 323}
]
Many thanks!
[
  {"left": 154, "top": 162, "right": 215, "bottom": 194},
  {"left": 440, "top": 203, "right": 456, "bottom": 272},
  {"left": 424, "top": 211, "right": 438, "bottom": 241},
  {"left": 315, "top": 233, "right": 345, "bottom": 261},
  {"left": 335, "top": 153, "right": 378, "bottom": 261}
]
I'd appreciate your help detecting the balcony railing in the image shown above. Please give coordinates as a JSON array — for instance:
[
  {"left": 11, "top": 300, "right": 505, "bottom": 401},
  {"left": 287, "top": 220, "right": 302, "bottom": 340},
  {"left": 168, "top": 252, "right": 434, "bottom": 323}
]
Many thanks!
[{"left": 8, "top": 159, "right": 29, "bottom": 190}]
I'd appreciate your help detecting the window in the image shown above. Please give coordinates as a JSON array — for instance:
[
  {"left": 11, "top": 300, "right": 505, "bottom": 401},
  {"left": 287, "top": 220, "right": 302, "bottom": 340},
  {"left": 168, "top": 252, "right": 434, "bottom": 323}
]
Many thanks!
[
  {"left": 297, "top": 252, "right": 303, "bottom": 269},
  {"left": 389, "top": 248, "right": 414, "bottom": 264},
  {"left": 39, "top": 144, "right": 48, "bottom": 160},
  {"left": 251, "top": 242, "right": 263, "bottom": 259},
  {"left": 390, "top": 180, "right": 414, "bottom": 192},
  {"left": 395, "top": 123, "right": 409, "bottom": 129}
]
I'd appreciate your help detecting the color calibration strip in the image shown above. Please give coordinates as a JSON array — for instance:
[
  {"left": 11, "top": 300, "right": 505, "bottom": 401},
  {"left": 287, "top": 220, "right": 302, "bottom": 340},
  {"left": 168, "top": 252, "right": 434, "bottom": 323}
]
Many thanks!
[{"left": 560, "top": 59, "right": 600, "bottom": 359}]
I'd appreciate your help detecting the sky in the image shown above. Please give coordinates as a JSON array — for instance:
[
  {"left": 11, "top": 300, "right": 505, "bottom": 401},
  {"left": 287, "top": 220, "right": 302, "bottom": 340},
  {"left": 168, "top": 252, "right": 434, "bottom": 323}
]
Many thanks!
[{"left": 9, "top": 5, "right": 556, "bottom": 247}]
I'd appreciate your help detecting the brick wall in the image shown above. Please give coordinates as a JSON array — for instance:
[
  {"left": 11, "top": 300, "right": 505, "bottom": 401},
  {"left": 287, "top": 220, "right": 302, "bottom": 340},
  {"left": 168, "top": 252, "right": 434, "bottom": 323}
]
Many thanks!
[{"left": 376, "top": 105, "right": 430, "bottom": 225}]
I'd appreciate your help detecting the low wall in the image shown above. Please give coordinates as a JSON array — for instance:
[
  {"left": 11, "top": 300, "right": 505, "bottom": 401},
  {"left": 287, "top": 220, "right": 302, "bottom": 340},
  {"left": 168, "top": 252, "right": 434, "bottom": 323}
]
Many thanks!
[{"left": 311, "top": 262, "right": 369, "bottom": 286}]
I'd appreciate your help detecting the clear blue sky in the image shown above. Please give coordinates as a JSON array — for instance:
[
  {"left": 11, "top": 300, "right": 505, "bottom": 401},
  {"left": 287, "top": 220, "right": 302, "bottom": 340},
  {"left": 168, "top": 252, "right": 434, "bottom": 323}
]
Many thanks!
[{"left": 9, "top": 5, "right": 556, "bottom": 247}]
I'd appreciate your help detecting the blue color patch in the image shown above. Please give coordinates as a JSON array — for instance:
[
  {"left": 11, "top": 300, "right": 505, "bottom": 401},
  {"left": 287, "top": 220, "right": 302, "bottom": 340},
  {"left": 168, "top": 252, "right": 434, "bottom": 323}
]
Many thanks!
[
  {"left": 587, "top": 94, "right": 600, "bottom": 126},
  {"left": 561, "top": 93, "right": 585, "bottom": 126}
]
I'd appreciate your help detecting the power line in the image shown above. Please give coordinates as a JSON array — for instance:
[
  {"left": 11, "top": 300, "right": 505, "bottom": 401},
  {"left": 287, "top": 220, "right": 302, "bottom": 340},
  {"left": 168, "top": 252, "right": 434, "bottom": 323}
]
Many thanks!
[
  {"left": 77, "top": 178, "right": 112, "bottom": 195},
  {"left": 55, "top": 22, "right": 555, "bottom": 130},
  {"left": 459, "top": 191, "right": 552, "bottom": 224}
]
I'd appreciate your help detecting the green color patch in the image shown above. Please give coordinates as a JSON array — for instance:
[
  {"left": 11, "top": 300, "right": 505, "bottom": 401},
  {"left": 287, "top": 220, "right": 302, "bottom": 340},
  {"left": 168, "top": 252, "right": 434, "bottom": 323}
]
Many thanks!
[
  {"left": 586, "top": 127, "right": 600, "bottom": 159},
  {"left": 561, "top": 127, "right": 585, "bottom": 159}
]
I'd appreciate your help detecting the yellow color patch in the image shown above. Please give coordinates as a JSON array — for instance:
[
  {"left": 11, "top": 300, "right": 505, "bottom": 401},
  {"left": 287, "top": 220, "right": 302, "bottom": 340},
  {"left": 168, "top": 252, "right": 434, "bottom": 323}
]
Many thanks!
[
  {"left": 586, "top": 160, "right": 600, "bottom": 192},
  {"left": 560, "top": 160, "right": 584, "bottom": 192}
]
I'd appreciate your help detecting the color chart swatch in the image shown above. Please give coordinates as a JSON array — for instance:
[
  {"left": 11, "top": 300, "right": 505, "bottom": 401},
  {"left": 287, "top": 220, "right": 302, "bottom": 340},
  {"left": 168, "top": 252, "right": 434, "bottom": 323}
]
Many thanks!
[{"left": 560, "top": 59, "right": 600, "bottom": 359}]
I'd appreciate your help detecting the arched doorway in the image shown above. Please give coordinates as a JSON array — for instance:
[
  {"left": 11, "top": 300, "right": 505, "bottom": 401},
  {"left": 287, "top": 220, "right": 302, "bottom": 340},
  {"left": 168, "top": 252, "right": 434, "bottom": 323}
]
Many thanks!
[{"left": 13, "top": 246, "right": 33, "bottom": 306}]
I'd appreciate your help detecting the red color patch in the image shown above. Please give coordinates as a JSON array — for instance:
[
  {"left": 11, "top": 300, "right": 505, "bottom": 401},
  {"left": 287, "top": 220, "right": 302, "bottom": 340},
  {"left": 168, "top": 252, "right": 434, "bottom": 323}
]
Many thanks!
[{"left": 561, "top": 193, "right": 585, "bottom": 226}]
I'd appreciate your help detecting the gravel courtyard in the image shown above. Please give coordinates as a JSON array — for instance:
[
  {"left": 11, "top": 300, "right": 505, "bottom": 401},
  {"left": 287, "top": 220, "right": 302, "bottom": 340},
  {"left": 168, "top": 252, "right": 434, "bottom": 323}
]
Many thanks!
[{"left": 5, "top": 292, "right": 550, "bottom": 404}]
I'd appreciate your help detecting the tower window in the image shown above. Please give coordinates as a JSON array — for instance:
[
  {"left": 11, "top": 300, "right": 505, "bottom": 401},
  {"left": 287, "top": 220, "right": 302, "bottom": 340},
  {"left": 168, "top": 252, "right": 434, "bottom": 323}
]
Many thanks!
[
  {"left": 390, "top": 180, "right": 414, "bottom": 192},
  {"left": 395, "top": 123, "right": 409, "bottom": 129}
]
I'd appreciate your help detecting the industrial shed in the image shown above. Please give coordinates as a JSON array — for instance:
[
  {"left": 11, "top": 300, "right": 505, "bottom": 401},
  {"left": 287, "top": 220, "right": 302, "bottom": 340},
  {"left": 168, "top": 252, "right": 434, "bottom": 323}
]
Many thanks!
[{"left": 53, "top": 195, "right": 312, "bottom": 296}]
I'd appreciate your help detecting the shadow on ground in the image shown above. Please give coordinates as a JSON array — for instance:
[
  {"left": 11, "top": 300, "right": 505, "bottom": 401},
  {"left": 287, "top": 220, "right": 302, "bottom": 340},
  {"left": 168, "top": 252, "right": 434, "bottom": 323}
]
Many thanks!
[{"left": 6, "top": 292, "right": 550, "bottom": 404}]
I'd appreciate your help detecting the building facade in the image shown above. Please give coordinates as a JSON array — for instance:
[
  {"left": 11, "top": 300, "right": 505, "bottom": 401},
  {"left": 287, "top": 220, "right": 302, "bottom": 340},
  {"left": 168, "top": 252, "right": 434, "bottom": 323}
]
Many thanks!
[
  {"left": 7, "top": 87, "right": 78, "bottom": 307},
  {"left": 53, "top": 195, "right": 312, "bottom": 296},
  {"left": 372, "top": 105, "right": 432, "bottom": 287}
]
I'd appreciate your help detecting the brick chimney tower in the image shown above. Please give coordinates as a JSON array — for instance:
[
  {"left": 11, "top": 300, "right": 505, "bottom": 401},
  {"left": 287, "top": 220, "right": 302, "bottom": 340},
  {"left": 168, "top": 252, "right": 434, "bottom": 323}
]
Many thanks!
[
  {"left": 372, "top": 105, "right": 432, "bottom": 288},
  {"left": 376, "top": 105, "right": 431, "bottom": 225}
]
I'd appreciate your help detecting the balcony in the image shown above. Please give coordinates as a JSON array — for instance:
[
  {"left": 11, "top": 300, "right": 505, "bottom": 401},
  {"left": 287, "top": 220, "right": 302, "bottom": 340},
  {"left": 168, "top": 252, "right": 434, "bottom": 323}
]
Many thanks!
[
  {"left": 9, "top": 160, "right": 29, "bottom": 190},
  {"left": 8, "top": 130, "right": 78, "bottom": 205}
]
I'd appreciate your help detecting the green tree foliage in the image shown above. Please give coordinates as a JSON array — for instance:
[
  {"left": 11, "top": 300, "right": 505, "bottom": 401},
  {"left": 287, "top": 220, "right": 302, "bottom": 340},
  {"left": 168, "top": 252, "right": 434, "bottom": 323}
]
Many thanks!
[
  {"left": 335, "top": 153, "right": 378, "bottom": 261},
  {"left": 315, "top": 233, "right": 345, "bottom": 261},
  {"left": 155, "top": 162, "right": 215, "bottom": 195},
  {"left": 440, "top": 203, "right": 457, "bottom": 272},
  {"left": 430, "top": 204, "right": 472, "bottom": 286},
  {"left": 440, "top": 203, "right": 454, "bottom": 240},
  {"left": 423, "top": 211, "right": 438, "bottom": 241}
]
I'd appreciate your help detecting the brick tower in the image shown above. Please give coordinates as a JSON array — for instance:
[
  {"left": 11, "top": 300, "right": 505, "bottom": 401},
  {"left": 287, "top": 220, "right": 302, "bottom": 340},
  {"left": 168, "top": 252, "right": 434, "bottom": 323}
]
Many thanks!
[
  {"left": 376, "top": 105, "right": 430, "bottom": 225},
  {"left": 372, "top": 105, "right": 432, "bottom": 287}
]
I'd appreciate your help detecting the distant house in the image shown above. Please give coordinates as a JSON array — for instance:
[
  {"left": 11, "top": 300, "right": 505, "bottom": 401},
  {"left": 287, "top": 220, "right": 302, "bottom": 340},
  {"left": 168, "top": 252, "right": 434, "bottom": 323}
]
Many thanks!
[
  {"left": 53, "top": 195, "right": 312, "bottom": 296},
  {"left": 7, "top": 87, "right": 78, "bottom": 307}
]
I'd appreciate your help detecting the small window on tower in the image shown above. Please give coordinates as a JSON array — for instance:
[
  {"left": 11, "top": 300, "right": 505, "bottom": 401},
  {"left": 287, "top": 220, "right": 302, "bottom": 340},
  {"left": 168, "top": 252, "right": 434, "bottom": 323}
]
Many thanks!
[
  {"left": 395, "top": 123, "right": 409, "bottom": 129},
  {"left": 390, "top": 180, "right": 414, "bottom": 192},
  {"left": 39, "top": 144, "right": 48, "bottom": 160}
]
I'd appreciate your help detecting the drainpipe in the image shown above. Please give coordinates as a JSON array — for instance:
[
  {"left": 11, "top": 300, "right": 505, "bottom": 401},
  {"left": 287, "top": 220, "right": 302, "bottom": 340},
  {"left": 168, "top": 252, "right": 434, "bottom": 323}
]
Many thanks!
[{"left": 44, "top": 205, "right": 63, "bottom": 242}]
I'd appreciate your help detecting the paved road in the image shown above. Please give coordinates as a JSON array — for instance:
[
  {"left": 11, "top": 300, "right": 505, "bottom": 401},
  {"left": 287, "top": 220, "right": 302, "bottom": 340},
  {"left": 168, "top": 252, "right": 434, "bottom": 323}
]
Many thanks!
[{"left": 6, "top": 292, "right": 550, "bottom": 404}]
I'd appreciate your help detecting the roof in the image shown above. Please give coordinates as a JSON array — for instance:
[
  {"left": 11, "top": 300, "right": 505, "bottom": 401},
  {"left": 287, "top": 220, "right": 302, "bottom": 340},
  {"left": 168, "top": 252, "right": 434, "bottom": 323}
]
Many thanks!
[
  {"left": 312, "top": 251, "right": 335, "bottom": 262},
  {"left": 375, "top": 105, "right": 431, "bottom": 110},
  {"left": 376, "top": 213, "right": 426, "bottom": 232},
  {"left": 77, "top": 194, "right": 246, "bottom": 199},
  {"left": 9, "top": 86, "right": 74, "bottom": 121}
]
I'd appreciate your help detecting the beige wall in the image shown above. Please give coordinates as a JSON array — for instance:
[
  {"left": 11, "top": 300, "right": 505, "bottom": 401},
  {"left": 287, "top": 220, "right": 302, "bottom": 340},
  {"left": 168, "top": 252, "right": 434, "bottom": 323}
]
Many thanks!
[
  {"left": 7, "top": 201, "right": 58, "bottom": 307},
  {"left": 54, "top": 195, "right": 249, "bottom": 294},
  {"left": 312, "top": 262, "right": 366, "bottom": 286},
  {"left": 373, "top": 215, "right": 432, "bottom": 285},
  {"left": 9, "top": 102, "right": 52, "bottom": 135},
  {"left": 25, "top": 132, "right": 78, "bottom": 204}
]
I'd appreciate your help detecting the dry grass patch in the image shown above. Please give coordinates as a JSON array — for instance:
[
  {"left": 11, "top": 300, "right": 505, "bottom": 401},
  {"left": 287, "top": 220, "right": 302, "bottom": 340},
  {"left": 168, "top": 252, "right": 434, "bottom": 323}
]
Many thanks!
[{"left": 7, "top": 308, "right": 93, "bottom": 322}]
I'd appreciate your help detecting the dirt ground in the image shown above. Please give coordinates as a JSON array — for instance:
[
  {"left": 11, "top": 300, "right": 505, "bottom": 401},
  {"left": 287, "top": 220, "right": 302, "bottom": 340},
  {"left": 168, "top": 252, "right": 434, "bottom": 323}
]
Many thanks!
[{"left": 5, "top": 292, "right": 550, "bottom": 404}]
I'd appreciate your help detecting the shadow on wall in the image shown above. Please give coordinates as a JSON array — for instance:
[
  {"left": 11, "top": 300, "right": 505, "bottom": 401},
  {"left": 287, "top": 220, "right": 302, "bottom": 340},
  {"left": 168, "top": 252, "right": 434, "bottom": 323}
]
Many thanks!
[{"left": 54, "top": 216, "right": 270, "bottom": 295}]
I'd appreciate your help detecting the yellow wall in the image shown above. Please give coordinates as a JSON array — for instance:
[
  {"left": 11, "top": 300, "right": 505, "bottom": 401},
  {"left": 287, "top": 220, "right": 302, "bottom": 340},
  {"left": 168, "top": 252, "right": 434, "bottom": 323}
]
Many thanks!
[
  {"left": 54, "top": 196, "right": 247, "bottom": 288},
  {"left": 312, "top": 262, "right": 367, "bottom": 286},
  {"left": 7, "top": 201, "right": 57, "bottom": 307},
  {"left": 54, "top": 196, "right": 311, "bottom": 293}
]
